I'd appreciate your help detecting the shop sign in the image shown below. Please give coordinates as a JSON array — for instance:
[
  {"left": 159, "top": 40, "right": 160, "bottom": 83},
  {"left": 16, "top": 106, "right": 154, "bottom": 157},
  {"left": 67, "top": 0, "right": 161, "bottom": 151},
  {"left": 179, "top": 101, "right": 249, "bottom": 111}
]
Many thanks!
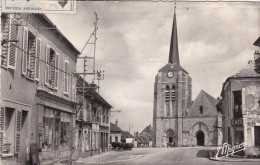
[
  {"left": 231, "top": 119, "right": 243, "bottom": 126},
  {"left": 216, "top": 142, "right": 245, "bottom": 159},
  {"left": 247, "top": 113, "right": 260, "bottom": 119}
]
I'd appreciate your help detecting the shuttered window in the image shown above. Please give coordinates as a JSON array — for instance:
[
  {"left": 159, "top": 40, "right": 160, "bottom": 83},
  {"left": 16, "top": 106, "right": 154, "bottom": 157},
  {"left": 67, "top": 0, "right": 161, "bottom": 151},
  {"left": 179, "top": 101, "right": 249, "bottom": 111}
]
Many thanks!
[
  {"left": 0, "top": 107, "right": 5, "bottom": 153},
  {"left": 64, "top": 60, "right": 69, "bottom": 94},
  {"left": 1, "top": 14, "right": 18, "bottom": 69},
  {"left": 22, "top": 28, "right": 38, "bottom": 79},
  {"left": 54, "top": 53, "right": 59, "bottom": 89},
  {"left": 45, "top": 45, "right": 58, "bottom": 89},
  {"left": 22, "top": 27, "right": 28, "bottom": 75},
  {"left": 15, "top": 110, "right": 22, "bottom": 153},
  {"left": 35, "top": 38, "right": 41, "bottom": 81},
  {"left": 1, "top": 15, "right": 10, "bottom": 67},
  {"left": 7, "top": 16, "right": 18, "bottom": 69},
  {"left": 45, "top": 45, "right": 50, "bottom": 85}
]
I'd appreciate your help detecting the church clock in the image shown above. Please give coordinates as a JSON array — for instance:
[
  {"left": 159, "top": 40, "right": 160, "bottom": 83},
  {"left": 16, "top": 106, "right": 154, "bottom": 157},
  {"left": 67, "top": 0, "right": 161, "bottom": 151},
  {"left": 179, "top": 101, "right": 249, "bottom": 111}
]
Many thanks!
[{"left": 167, "top": 71, "right": 174, "bottom": 78}]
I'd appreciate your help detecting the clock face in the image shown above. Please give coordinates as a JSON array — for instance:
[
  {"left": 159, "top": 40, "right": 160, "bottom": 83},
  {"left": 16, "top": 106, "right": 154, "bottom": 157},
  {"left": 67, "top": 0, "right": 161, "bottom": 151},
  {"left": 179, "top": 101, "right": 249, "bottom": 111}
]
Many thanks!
[{"left": 167, "top": 71, "right": 173, "bottom": 78}]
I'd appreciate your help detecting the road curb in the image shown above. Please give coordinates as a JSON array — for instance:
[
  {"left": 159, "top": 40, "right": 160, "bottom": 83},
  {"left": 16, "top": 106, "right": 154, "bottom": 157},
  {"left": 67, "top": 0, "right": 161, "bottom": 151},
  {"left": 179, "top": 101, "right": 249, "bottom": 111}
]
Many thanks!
[{"left": 209, "top": 157, "right": 260, "bottom": 162}]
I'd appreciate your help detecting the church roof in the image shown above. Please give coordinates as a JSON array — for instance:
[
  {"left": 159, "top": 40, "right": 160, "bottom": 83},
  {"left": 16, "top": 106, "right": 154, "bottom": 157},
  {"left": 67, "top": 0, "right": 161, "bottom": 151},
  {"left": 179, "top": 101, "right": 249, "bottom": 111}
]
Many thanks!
[
  {"left": 159, "top": 8, "right": 188, "bottom": 74},
  {"left": 169, "top": 11, "right": 180, "bottom": 65},
  {"left": 188, "top": 90, "right": 218, "bottom": 114},
  {"left": 159, "top": 63, "right": 188, "bottom": 73}
]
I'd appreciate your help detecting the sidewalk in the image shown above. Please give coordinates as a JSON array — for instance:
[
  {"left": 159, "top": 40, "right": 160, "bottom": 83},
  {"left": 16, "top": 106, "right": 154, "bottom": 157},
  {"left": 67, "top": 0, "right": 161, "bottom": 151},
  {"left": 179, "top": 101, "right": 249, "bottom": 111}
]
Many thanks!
[
  {"left": 73, "top": 149, "right": 144, "bottom": 164},
  {"left": 209, "top": 150, "right": 260, "bottom": 162}
]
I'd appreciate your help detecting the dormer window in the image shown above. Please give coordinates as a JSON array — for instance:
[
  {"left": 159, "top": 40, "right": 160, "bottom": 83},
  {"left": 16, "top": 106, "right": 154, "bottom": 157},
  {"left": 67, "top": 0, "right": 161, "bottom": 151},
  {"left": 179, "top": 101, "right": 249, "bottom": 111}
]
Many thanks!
[{"left": 200, "top": 106, "right": 203, "bottom": 115}]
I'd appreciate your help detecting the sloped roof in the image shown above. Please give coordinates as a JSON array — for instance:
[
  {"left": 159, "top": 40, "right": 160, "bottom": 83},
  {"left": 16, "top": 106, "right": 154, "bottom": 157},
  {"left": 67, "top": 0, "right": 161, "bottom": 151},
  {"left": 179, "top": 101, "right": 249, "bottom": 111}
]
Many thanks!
[
  {"left": 159, "top": 63, "right": 188, "bottom": 73},
  {"left": 231, "top": 61, "right": 260, "bottom": 78},
  {"left": 254, "top": 36, "right": 260, "bottom": 47},
  {"left": 110, "top": 122, "right": 122, "bottom": 132},
  {"left": 140, "top": 125, "right": 153, "bottom": 135},
  {"left": 188, "top": 90, "right": 218, "bottom": 117},
  {"left": 121, "top": 131, "right": 134, "bottom": 139}
]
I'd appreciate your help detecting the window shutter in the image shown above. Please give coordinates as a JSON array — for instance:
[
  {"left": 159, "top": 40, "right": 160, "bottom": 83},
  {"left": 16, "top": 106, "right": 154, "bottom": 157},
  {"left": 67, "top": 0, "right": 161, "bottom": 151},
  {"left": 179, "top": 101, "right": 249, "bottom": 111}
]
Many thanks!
[
  {"left": 49, "top": 53, "right": 55, "bottom": 88},
  {"left": 1, "top": 15, "right": 10, "bottom": 67},
  {"left": 54, "top": 53, "right": 59, "bottom": 89},
  {"left": 7, "top": 18, "right": 18, "bottom": 69},
  {"left": 0, "top": 107, "right": 5, "bottom": 153},
  {"left": 22, "top": 27, "right": 28, "bottom": 75},
  {"left": 35, "top": 38, "right": 41, "bottom": 81},
  {"left": 15, "top": 110, "right": 22, "bottom": 153},
  {"left": 45, "top": 45, "right": 50, "bottom": 85},
  {"left": 64, "top": 61, "right": 69, "bottom": 94}
]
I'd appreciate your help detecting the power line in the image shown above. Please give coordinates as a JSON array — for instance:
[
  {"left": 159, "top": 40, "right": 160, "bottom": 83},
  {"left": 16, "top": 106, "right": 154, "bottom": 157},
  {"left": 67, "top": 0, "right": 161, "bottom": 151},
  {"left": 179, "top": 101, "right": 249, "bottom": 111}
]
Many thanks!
[
  {"left": 6, "top": 43, "right": 77, "bottom": 77},
  {"left": 97, "top": 2, "right": 214, "bottom": 15},
  {"left": 98, "top": 3, "right": 245, "bottom": 20}
]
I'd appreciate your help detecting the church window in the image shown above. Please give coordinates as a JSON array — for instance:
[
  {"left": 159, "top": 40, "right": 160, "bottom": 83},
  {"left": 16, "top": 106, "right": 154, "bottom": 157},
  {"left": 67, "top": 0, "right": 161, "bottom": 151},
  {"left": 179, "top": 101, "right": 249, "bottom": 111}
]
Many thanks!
[
  {"left": 200, "top": 106, "right": 203, "bottom": 115},
  {"left": 165, "top": 85, "right": 170, "bottom": 116}
]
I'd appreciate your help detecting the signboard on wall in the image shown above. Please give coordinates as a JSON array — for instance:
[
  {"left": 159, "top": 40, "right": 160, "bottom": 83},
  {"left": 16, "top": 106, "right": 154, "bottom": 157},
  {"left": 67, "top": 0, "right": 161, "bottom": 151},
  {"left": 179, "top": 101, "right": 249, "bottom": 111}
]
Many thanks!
[
  {"left": 231, "top": 119, "right": 243, "bottom": 126},
  {"left": 216, "top": 142, "right": 245, "bottom": 159}
]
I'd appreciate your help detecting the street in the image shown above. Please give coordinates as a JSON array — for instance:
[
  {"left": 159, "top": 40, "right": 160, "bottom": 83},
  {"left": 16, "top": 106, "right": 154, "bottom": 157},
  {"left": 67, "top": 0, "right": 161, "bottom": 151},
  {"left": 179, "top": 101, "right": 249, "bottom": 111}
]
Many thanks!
[{"left": 74, "top": 147, "right": 260, "bottom": 165}]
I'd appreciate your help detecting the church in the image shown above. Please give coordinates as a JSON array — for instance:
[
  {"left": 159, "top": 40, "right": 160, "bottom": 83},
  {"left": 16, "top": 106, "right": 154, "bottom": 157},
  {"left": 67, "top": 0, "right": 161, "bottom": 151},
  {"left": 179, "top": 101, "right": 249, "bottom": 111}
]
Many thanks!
[{"left": 152, "top": 8, "right": 223, "bottom": 147}]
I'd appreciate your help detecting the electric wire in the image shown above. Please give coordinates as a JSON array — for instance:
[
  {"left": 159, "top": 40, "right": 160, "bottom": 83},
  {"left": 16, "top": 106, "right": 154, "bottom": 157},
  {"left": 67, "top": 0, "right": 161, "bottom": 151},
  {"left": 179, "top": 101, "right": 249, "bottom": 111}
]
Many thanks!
[
  {"left": 4, "top": 43, "right": 78, "bottom": 77},
  {"left": 98, "top": 3, "right": 245, "bottom": 20}
]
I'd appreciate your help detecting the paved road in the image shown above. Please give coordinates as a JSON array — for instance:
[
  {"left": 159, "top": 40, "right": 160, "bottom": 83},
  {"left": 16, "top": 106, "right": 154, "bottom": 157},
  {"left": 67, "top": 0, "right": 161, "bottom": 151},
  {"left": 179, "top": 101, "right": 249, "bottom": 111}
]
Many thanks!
[{"left": 74, "top": 147, "right": 260, "bottom": 165}]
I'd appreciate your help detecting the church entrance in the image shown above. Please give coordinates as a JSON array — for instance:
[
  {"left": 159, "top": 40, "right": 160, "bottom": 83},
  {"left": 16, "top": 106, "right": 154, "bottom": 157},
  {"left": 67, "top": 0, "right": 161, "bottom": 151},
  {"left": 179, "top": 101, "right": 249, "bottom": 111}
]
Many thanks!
[
  {"left": 196, "top": 131, "right": 204, "bottom": 146},
  {"left": 166, "top": 129, "right": 175, "bottom": 147}
]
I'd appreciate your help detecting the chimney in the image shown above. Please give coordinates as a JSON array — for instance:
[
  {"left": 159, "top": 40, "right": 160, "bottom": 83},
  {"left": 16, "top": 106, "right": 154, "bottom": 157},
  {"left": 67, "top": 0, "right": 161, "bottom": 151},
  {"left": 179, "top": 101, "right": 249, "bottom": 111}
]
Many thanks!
[
  {"left": 254, "top": 51, "right": 260, "bottom": 60},
  {"left": 115, "top": 119, "right": 118, "bottom": 126}
]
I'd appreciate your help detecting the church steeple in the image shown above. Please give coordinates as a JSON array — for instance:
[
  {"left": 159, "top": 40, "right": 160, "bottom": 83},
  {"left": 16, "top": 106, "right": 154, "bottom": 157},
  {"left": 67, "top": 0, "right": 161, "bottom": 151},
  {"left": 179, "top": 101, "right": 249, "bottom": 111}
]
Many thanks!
[{"left": 168, "top": 4, "right": 180, "bottom": 65}]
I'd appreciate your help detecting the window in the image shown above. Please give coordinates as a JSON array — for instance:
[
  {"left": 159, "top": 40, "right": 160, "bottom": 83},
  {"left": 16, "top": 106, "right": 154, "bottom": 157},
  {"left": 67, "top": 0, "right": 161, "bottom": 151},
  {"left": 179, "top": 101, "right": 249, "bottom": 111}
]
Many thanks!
[
  {"left": 255, "top": 126, "right": 260, "bottom": 146},
  {"left": 102, "top": 108, "right": 106, "bottom": 123},
  {"left": 0, "top": 107, "right": 23, "bottom": 154},
  {"left": 1, "top": 14, "right": 18, "bottom": 69},
  {"left": 60, "top": 113, "right": 70, "bottom": 149},
  {"left": 106, "top": 109, "right": 109, "bottom": 123},
  {"left": 41, "top": 108, "right": 70, "bottom": 151},
  {"left": 64, "top": 59, "right": 69, "bottom": 94},
  {"left": 45, "top": 45, "right": 59, "bottom": 89},
  {"left": 233, "top": 91, "right": 242, "bottom": 119},
  {"left": 200, "top": 106, "right": 203, "bottom": 115},
  {"left": 165, "top": 85, "right": 170, "bottom": 116},
  {"left": 21, "top": 27, "right": 40, "bottom": 80},
  {"left": 115, "top": 136, "right": 118, "bottom": 142}
]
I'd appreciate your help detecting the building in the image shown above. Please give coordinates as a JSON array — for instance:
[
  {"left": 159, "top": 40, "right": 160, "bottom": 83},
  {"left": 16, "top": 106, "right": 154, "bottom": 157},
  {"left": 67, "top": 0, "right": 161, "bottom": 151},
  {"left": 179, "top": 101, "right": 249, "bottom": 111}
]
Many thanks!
[
  {"left": 110, "top": 120, "right": 122, "bottom": 143},
  {"left": 152, "top": 10, "right": 222, "bottom": 147},
  {"left": 0, "top": 13, "right": 80, "bottom": 164},
  {"left": 73, "top": 76, "right": 112, "bottom": 159},
  {"left": 121, "top": 131, "right": 134, "bottom": 143},
  {"left": 220, "top": 37, "right": 260, "bottom": 155},
  {"left": 134, "top": 125, "right": 153, "bottom": 147}
]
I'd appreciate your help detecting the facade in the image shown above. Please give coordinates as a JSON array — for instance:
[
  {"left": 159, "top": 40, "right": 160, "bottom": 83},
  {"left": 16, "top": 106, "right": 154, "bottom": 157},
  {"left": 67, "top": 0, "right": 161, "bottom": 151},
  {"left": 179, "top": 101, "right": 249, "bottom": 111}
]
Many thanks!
[
  {"left": 110, "top": 120, "right": 122, "bottom": 143},
  {"left": 73, "top": 76, "right": 111, "bottom": 158},
  {"left": 0, "top": 13, "right": 80, "bottom": 164},
  {"left": 220, "top": 38, "right": 260, "bottom": 155},
  {"left": 152, "top": 11, "right": 222, "bottom": 147}
]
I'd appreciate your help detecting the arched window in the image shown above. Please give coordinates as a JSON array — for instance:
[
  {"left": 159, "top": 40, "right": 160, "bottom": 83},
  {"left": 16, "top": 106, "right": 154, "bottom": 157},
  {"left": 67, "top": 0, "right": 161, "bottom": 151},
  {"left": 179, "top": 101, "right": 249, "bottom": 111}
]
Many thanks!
[
  {"left": 166, "top": 85, "right": 170, "bottom": 91},
  {"left": 172, "top": 84, "right": 175, "bottom": 90},
  {"left": 200, "top": 106, "right": 203, "bottom": 115}
]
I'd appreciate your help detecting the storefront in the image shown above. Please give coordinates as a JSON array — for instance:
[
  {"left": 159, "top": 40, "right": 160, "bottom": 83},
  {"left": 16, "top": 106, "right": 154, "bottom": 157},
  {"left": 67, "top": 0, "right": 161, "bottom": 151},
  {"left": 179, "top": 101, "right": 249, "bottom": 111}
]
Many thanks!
[{"left": 36, "top": 90, "right": 76, "bottom": 164}]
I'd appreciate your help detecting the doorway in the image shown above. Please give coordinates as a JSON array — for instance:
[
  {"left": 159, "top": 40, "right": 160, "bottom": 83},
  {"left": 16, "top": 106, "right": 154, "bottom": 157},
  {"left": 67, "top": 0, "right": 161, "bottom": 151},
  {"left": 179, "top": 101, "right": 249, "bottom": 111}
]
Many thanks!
[{"left": 196, "top": 131, "right": 204, "bottom": 146}]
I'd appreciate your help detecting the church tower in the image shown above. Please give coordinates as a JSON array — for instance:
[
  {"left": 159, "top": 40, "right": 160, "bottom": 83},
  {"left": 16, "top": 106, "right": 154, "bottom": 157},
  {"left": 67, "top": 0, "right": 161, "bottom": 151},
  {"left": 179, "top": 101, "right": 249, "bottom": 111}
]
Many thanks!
[{"left": 153, "top": 6, "right": 192, "bottom": 147}]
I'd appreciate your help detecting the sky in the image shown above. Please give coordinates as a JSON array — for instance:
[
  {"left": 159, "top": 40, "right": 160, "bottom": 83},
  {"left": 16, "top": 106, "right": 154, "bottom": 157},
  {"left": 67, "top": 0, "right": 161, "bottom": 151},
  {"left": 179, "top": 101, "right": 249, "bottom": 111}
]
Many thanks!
[{"left": 46, "top": 1, "right": 260, "bottom": 134}]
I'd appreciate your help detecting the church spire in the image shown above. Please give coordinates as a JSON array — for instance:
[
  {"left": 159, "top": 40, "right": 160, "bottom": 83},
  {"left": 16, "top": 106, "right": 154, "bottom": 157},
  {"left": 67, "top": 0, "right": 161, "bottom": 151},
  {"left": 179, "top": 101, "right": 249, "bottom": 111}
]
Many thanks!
[{"left": 168, "top": 2, "right": 180, "bottom": 65}]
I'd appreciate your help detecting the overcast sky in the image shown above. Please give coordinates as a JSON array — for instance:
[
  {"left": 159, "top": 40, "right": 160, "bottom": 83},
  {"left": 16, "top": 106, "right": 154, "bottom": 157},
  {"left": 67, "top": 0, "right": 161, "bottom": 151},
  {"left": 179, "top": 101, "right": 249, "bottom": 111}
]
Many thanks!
[{"left": 47, "top": 1, "right": 260, "bottom": 134}]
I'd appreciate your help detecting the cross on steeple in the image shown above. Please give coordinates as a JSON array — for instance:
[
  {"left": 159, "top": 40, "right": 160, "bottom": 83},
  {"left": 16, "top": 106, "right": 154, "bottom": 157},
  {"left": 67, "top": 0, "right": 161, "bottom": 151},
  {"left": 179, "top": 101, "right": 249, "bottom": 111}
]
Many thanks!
[{"left": 168, "top": 2, "right": 180, "bottom": 65}]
